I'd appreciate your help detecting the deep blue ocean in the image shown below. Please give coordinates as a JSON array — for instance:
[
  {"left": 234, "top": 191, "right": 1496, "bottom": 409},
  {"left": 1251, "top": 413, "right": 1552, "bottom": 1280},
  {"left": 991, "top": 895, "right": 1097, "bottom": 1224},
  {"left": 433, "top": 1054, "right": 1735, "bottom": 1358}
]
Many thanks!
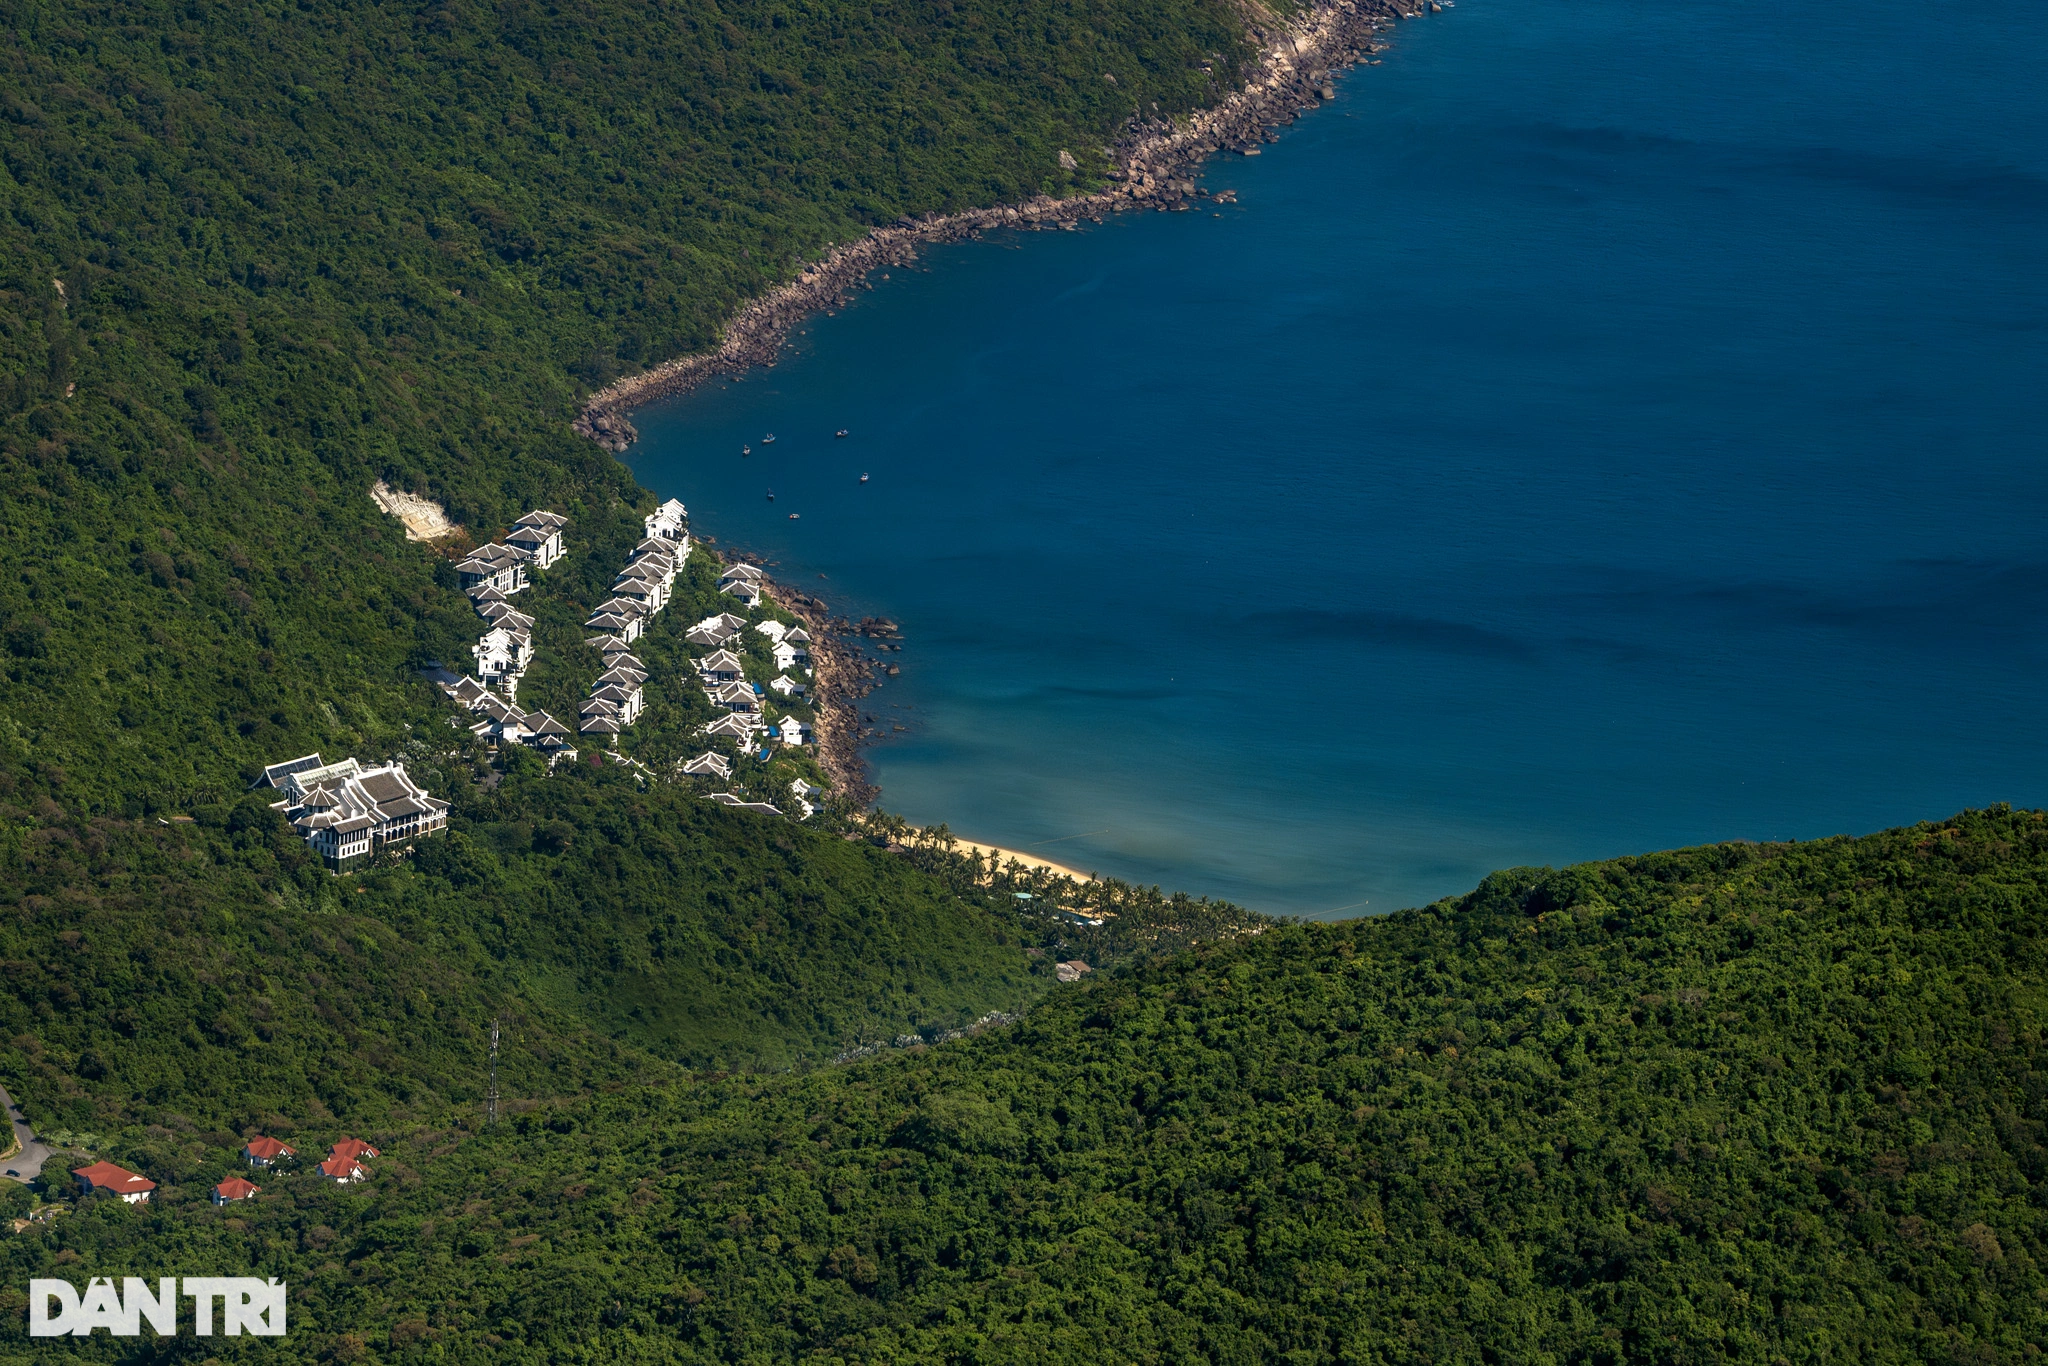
[{"left": 627, "top": 0, "right": 2048, "bottom": 917}]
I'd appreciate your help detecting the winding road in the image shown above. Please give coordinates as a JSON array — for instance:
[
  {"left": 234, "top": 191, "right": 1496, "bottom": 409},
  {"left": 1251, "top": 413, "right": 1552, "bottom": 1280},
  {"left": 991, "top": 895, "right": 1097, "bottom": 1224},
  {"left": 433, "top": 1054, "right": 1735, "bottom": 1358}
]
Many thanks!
[{"left": 0, "top": 1080, "right": 55, "bottom": 1184}]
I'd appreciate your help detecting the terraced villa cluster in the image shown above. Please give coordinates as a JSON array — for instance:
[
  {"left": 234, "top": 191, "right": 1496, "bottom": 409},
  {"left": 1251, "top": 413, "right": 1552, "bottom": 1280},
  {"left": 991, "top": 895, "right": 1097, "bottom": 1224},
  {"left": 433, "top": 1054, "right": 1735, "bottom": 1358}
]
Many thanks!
[
  {"left": 576, "top": 499, "right": 690, "bottom": 739},
  {"left": 439, "top": 510, "right": 580, "bottom": 761}
]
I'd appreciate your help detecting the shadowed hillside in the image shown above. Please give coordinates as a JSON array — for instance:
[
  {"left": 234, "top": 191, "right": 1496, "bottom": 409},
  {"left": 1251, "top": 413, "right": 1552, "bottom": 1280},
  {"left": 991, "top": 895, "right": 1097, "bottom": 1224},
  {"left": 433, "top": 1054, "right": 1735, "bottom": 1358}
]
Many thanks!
[{"left": 4, "top": 811, "right": 2044, "bottom": 1362}]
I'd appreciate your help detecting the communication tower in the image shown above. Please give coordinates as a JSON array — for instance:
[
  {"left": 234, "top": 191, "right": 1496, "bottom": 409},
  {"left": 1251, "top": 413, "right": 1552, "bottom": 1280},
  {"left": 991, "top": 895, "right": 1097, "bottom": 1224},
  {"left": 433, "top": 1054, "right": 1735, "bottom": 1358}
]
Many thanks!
[{"left": 486, "top": 1017, "right": 501, "bottom": 1128}]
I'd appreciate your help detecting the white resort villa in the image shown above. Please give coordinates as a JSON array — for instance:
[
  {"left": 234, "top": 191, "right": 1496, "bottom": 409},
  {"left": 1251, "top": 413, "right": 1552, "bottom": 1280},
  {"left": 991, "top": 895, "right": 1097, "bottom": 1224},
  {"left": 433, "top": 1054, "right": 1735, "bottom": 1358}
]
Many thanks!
[
  {"left": 477, "top": 601, "right": 533, "bottom": 628},
  {"left": 506, "top": 510, "right": 569, "bottom": 568},
  {"left": 473, "top": 625, "right": 533, "bottom": 691},
  {"left": 698, "top": 648, "right": 745, "bottom": 683},
  {"left": 698, "top": 712, "right": 760, "bottom": 743},
  {"left": 682, "top": 752, "right": 733, "bottom": 780},
  {"left": 708, "top": 681, "right": 761, "bottom": 713},
  {"left": 645, "top": 497, "right": 688, "bottom": 542},
  {"left": 686, "top": 612, "right": 747, "bottom": 647},
  {"left": 718, "top": 563, "right": 764, "bottom": 607},
  {"left": 583, "top": 607, "right": 644, "bottom": 643},
  {"left": 456, "top": 542, "right": 528, "bottom": 596}
]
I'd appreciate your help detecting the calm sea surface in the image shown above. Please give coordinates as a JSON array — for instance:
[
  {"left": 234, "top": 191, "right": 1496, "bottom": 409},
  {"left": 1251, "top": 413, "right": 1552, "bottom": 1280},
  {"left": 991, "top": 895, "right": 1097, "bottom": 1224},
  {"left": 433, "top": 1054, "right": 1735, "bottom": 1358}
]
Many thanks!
[{"left": 627, "top": 0, "right": 2048, "bottom": 916}]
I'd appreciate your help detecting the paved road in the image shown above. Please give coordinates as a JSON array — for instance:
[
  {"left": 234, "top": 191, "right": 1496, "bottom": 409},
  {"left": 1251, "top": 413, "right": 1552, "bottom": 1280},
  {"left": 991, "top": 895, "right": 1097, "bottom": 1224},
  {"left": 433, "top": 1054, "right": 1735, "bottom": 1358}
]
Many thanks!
[{"left": 0, "top": 1081, "right": 55, "bottom": 1184}]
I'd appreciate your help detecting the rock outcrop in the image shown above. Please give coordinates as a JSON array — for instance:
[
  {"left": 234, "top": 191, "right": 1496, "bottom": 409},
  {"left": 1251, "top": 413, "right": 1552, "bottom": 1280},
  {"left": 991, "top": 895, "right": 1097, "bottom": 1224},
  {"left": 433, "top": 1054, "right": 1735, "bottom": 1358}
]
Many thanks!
[{"left": 571, "top": 407, "right": 639, "bottom": 454}]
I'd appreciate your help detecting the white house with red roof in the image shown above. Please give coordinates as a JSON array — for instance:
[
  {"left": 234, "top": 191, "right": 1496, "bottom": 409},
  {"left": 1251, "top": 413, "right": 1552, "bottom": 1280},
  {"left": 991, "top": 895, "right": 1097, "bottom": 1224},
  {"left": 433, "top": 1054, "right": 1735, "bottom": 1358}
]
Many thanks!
[
  {"left": 328, "top": 1137, "right": 380, "bottom": 1164},
  {"left": 318, "top": 1156, "right": 367, "bottom": 1184},
  {"left": 243, "top": 1136, "right": 295, "bottom": 1168},
  {"left": 73, "top": 1161, "right": 155, "bottom": 1204},
  {"left": 213, "top": 1176, "right": 260, "bottom": 1205}
]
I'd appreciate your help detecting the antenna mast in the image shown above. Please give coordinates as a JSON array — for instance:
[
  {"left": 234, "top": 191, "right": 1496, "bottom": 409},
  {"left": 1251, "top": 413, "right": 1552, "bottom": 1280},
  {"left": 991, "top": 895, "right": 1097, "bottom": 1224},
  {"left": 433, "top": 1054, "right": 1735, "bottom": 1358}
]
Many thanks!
[{"left": 486, "top": 1017, "right": 501, "bottom": 1129}]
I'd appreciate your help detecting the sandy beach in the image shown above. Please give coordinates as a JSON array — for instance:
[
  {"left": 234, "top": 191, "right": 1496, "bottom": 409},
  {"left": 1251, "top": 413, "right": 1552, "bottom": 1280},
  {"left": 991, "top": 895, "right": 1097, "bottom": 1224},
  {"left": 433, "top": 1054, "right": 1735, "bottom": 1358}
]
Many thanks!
[{"left": 953, "top": 840, "right": 1097, "bottom": 882}]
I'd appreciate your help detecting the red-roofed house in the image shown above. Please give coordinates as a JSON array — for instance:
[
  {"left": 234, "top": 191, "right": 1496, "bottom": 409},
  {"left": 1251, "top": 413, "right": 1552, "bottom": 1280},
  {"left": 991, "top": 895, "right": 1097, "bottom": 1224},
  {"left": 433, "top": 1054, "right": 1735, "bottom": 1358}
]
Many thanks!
[
  {"left": 318, "top": 1156, "right": 367, "bottom": 1184},
  {"left": 328, "top": 1137, "right": 380, "bottom": 1164},
  {"left": 243, "top": 1136, "right": 296, "bottom": 1168},
  {"left": 213, "top": 1177, "right": 260, "bottom": 1205},
  {"left": 73, "top": 1161, "right": 156, "bottom": 1204}
]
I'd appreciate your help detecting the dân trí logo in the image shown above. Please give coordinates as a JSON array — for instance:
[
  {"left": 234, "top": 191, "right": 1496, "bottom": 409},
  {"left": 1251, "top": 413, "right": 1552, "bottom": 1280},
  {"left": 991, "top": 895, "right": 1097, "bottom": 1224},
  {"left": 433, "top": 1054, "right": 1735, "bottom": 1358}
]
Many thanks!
[{"left": 29, "top": 1277, "right": 287, "bottom": 1337}]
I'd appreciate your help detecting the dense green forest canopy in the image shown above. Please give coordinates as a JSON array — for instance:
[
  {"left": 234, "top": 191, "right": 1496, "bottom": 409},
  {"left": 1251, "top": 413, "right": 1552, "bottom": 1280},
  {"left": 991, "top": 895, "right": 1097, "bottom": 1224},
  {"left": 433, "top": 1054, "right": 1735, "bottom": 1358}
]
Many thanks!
[
  {"left": 0, "top": 0, "right": 1263, "bottom": 1147},
  {"left": 6, "top": 4, "right": 2044, "bottom": 1363},
  {"left": 5, "top": 811, "right": 2046, "bottom": 1363},
  {"left": 0, "top": 768, "right": 1047, "bottom": 1121},
  {"left": 0, "top": 0, "right": 1251, "bottom": 807}
]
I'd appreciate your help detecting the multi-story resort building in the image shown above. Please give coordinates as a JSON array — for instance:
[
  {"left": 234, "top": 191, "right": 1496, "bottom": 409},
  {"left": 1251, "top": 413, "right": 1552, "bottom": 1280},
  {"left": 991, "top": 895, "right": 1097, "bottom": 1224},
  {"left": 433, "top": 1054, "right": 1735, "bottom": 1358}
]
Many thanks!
[
  {"left": 258, "top": 754, "right": 450, "bottom": 870},
  {"left": 456, "top": 542, "right": 528, "bottom": 596},
  {"left": 645, "top": 498, "right": 688, "bottom": 541},
  {"left": 505, "top": 510, "right": 569, "bottom": 568}
]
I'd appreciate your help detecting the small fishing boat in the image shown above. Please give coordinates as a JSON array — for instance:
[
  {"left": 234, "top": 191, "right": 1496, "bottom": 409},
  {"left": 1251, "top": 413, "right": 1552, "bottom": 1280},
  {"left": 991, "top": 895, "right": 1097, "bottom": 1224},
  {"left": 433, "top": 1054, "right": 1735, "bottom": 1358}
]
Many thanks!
[
  {"left": 835, "top": 429, "right": 849, "bottom": 438},
  {"left": 859, "top": 473, "right": 870, "bottom": 483},
  {"left": 766, "top": 490, "right": 775, "bottom": 501},
  {"left": 788, "top": 512, "right": 800, "bottom": 520},
  {"left": 762, "top": 433, "right": 776, "bottom": 444},
  {"left": 742, "top": 445, "right": 751, "bottom": 456}
]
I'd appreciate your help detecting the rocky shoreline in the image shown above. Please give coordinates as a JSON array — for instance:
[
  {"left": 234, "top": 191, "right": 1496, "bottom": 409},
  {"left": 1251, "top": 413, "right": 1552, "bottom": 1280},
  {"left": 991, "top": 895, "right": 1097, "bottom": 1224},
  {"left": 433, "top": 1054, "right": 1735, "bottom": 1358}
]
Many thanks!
[
  {"left": 752, "top": 575, "right": 881, "bottom": 809},
  {"left": 609, "top": 0, "right": 1441, "bottom": 801},
  {"left": 571, "top": 0, "right": 1436, "bottom": 452}
]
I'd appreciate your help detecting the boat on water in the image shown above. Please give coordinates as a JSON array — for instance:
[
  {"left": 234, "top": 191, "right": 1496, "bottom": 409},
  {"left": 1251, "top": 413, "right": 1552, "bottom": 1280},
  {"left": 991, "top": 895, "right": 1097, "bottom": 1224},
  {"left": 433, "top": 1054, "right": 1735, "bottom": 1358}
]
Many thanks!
[
  {"left": 762, "top": 433, "right": 776, "bottom": 444},
  {"left": 742, "top": 445, "right": 750, "bottom": 456},
  {"left": 788, "top": 512, "right": 800, "bottom": 520},
  {"left": 859, "top": 473, "right": 870, "bottom": 483},
  {"left": 835, "top": 429, "right": 849, "bottom": 438},
  {"left": 766, "top": 490, "right": 775, "bottom": 501}
]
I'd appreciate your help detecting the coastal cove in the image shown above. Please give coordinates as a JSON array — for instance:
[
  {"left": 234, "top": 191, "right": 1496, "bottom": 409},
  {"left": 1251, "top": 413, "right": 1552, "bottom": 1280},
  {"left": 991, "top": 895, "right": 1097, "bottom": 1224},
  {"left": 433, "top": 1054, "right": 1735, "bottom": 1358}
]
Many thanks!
[{"left": 624, "top": 0, "right": 2048, "bottom": 916}]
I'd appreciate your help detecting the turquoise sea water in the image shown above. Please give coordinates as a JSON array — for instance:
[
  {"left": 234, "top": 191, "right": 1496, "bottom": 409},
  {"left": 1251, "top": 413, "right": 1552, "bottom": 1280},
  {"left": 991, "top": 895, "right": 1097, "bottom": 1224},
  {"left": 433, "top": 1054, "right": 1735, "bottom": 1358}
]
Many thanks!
[{"left": 627, "top": 0, "right": 2048, "bottom": 916}]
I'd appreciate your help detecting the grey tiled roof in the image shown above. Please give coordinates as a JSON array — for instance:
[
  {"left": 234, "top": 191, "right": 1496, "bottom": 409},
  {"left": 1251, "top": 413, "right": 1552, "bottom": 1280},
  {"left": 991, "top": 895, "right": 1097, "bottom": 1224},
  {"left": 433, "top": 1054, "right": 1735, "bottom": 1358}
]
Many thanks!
[{"left": 259, "top": 753, "right": 325, "bottom": 787}]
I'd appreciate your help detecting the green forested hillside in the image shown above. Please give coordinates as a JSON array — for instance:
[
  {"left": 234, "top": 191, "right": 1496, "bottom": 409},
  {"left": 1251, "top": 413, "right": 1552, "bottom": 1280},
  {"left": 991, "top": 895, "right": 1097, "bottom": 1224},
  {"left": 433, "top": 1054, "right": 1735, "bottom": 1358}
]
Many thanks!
[
  {"left": 0, "top": 0, "right": 1259, "bottom": 1136},
  {"left": 0, "top": 766, "right": 1046, "bottom": 1135},
  {"left": 7, "top": 5, "right": 2044, "bottom": 1362},
  {"left": 6, "top": 811, "right": 2045, "bottom": 1363},
  {"left": 0, "top": 0, "right": 1249, "bottom": 804}
]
